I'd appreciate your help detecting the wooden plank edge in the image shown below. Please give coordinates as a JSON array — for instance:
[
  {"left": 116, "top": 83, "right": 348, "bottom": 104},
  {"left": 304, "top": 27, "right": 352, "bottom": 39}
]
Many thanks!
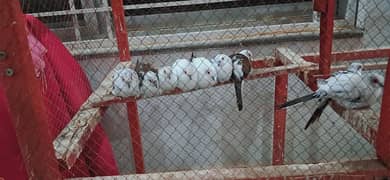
[
  {"left": 67, "top": 159, "right": 390, "bottom": 180},
  {"left": 329, "top": 102, "right": 379, "bottom": 145},
  {"left": 53, "top": 108, "right": 102, "bottom": 169}
]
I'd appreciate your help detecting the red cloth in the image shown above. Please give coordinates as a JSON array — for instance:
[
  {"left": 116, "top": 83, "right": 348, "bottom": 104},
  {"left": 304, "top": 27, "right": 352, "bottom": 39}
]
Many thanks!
[{"left": 0, "top": 15, "right": 119, "bottom": 179}]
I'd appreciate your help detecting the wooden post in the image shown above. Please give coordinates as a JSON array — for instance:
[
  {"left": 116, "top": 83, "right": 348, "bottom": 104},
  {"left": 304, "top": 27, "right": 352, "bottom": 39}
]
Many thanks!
[
  {"left": 272, "top": 60, "right": 288, "bottom": 165},
  {"left": 110, "top": 0, "right": 145, "bottom": 173},
  {"left": 0, "top": 0, "right": 61, "bottom": 179}
]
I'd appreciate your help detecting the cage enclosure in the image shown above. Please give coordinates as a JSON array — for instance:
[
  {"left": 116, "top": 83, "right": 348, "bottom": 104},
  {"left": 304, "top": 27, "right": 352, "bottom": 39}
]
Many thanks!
[{"left": 1, "top": 0, "right": 390, "bottom": 179}]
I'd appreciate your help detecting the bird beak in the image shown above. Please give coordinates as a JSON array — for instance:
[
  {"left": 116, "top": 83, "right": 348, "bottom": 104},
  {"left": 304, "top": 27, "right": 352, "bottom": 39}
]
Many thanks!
[
  {"left": 153, "top": 81, "right": 158, "bottom": 88},
  {"left": 188, "top": 74, "right": 192, "bottom": 80},
  {"left": 213, "top": 76, "right": 217, "bottom": 81}
]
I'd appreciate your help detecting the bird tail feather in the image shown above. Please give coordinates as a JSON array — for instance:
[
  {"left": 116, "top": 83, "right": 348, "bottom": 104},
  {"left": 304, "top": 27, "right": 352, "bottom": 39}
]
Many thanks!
[
  {"left": 234, "top": 80, "right": 243, "bottom": 111},
  {"left": 304, "top": 99, "right": 330, "bottom": 130},
  {"left": 278, "top": 93, "right": 316, "bottom": 109}
]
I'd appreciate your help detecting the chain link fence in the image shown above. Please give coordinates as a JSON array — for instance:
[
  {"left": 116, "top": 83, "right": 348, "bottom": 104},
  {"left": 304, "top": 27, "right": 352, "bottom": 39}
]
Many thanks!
[{"left": 5, "top": 0, "right": 388, "bottom": 179}]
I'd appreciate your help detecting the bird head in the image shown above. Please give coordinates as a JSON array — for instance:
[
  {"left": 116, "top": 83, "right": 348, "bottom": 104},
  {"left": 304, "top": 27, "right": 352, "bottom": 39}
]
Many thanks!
[
  {"left": 213, "top": 54, "right": 232, "bottom": 67},
  {"left": 205, "top": 67, "right": 218, "bottom": 82},
  {"left": 239, "top": 49, "right": 253, "bottom": 61},
  {"left": 120, "top": 68, "right": 137, "bottom": 83},
  {"left": 347, "top": 62, "right": 363, "bottom": 73},
  {"left": 369, "top": 73, "right": 384, "bottom": 88},
  {"left": 143, "top": 71, "right": 159, "bottom": 89}
]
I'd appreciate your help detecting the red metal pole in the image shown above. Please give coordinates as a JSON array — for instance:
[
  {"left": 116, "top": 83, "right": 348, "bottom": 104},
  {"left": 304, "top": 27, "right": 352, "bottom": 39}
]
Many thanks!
[
  {"left": 0, "top": 0, "right": 62, "bottom": 179},
  {"left": 314, "top": 0, "right": 335, "bottom": 76},
  {"left": 272, "top": 70, "right": 288, "bottom": 165},
  {"left": 111, "top": 0, "right": 145, "bottom": 173},
  {"left": 376, "top": 57, "right": 390, "bottom": 167}
]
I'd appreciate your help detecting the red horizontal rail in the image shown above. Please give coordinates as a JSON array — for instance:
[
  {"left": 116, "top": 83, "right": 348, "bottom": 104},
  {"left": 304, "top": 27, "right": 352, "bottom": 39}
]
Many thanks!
[{"left": 303, "top": 48, "right": 390, "bottom": 63}]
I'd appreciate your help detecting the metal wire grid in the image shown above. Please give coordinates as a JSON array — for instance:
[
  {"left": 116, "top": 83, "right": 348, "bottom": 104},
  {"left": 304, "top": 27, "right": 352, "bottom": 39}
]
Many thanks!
[{"left": 15, "top": 0, "right": 390, "bottom": 178}]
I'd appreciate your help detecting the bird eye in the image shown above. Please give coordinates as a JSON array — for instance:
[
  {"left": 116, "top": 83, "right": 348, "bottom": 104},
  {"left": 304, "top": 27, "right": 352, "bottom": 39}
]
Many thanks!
[
  {"left": 149, "top": 79, "right": 153, "bottom": 82},
  {"left": 184, "top": 70, "right": 188, "bottom": 74},
  {"left": 207, "top": 71, "right": 210, "bottom": 74},
  {"left": 221, "top": 57, "right": 224, "bottom": 60}
]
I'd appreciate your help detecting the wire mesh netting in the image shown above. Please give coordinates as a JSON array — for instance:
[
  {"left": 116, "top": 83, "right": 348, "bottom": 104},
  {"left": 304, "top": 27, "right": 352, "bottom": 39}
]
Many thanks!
[{"left": 2, "top": 0, "right": 388, "bottom": 179}]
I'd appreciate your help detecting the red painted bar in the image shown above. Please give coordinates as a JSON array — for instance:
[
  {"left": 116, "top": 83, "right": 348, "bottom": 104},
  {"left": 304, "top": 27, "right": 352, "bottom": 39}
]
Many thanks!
[
  {"left": 111, "top": 0, "right": 145, "bottom": 173},
  {"left": 375, "top": 57, "right": 390, "bottom": 167},
  {"left": 0, "top": 0, "right": 62, "bottom": 179},
  {"left": 316, "top": 0, "right": 335, "bottom": 76},
  {"left": 272, "top": 61, "right": 288, "bottom": 165},
  {"left": 302, "top": 48, "right": 390, "bottom": 63}
]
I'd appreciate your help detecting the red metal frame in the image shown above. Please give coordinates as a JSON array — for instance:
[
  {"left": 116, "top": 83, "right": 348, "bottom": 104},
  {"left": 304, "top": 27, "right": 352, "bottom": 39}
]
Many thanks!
[
  {"left": 272, "top": 61, "right": 288, "bottom": 165},
  {"left": 303, "top": 48, "right": 390, "bottom": 63},
  {"left": 111, "top": 0, "right": 145, "bottom": 173},
  {"left": 0, "top": 0, "right": 61, "bottom": 179},
  {"left": 314, "top": 0, "right": 334, "bottom": 77},
  {"left": 376, "top": 57, "right": 390, "bottom": 167}
]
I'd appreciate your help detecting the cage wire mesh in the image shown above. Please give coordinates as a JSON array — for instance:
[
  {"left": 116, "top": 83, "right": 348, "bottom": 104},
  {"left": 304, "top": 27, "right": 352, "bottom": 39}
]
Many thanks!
[{"left": 11, "top": 0, "right": 390, "bottom": 179}]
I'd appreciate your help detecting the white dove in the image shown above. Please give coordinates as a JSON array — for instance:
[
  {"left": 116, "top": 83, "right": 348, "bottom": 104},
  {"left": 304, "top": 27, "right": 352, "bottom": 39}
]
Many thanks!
[
  {"left": 230, "top": 49, "right": 253, "bottom": 111},
  {"left": 211, "top": 54, "right": 233, "bottom": 83},
  {"left": 192, "top": 56, "right": 218, "bottom": 89},
  {"left": 111, "top": 68, "right": 140, "bottom": 97},
  {"left": 172, "top": 58, "right": 199, "bottom": 91},
  {"left": 158, "top": 66, "right": 178, "bottom": 92},
  {"left": 140, "top": 70, "right": 160, "bottom": 98},
  {"left": 278, "top": 62, "right": 383, "bottom": 129}
]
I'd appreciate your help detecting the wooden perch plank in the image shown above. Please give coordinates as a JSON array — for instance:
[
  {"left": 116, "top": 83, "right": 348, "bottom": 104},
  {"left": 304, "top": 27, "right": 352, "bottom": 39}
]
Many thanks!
[
  {"left": 276, "top": 47, "right": 315, "bottom": 66},
  {"left": 305, "top": 61, "right": 388, "bottom": 72},
  {"left": 82, "top": 51, "right": 316, "bottom": 109},
  {"left": 68, "top": 159, "right": 390, "bottom": 180},
  {"left": 53, "top": 107, "right": 102, "bottom": 168},
  {"left": 330, "top": 102, "right": 379, "bottom": 145}
]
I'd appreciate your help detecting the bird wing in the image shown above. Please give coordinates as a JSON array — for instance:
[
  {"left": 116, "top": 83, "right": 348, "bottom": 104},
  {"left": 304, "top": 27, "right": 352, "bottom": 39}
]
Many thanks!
[{"left": 304, "top": 98, "right": 331, "bottom": 130}]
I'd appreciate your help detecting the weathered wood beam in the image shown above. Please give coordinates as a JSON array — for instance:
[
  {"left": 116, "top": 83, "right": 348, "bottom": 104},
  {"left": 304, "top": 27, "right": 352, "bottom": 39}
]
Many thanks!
[{"left": 67, "top": 159, "right": 390, "bottom": 180}]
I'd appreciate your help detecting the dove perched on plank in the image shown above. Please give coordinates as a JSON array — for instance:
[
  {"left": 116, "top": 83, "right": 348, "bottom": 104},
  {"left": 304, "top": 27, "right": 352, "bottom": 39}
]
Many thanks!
[
  {"left": 230, "top": 49, "right": 253, "bottom": 111},
  {"left": 212, "top": 54, "right": 233, "bottom": 83},
  {"left": 172, "top": 57, "right": 199, "bottom": 91},
  {"left": 158, "top": 66, "right": 178, "bottom": 92},
  {"left": 136, "top": 61, "right": 160, "bottom": 98},
  {"left": 111, "top": 67, "right": 140, "bottom": 97},
  {"left": 278, "top": 62, "right": 383, "bottom": 130},
  {"left": 192, "top": 56, "right": 218, "bottom": 89}
]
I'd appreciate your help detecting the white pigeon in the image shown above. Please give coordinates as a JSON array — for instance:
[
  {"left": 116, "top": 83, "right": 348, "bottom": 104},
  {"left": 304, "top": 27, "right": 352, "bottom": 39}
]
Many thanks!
[
  {"left": 211, "top": 54, "right": 233, "bottom": 83},
  {"left": 230, "top": 49, "right": 253, "bottom": 111},
  {"left": 192, "top": 57, "right": 218, "bottom": 89},
  {"left": 158, "top": 66, "right": 178, "bottom": 92},
  {"left": 140, "top": 70, "right": 160, "bottom": 98},
  {"left": 172, "top": 58, "right": 199, "bottom": 91},
  {"left": 111, "top": 68, "right": 140, "bottom": 97},
  {"left": 278, "top": 62, "right": 384, "bottom": 129}
]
